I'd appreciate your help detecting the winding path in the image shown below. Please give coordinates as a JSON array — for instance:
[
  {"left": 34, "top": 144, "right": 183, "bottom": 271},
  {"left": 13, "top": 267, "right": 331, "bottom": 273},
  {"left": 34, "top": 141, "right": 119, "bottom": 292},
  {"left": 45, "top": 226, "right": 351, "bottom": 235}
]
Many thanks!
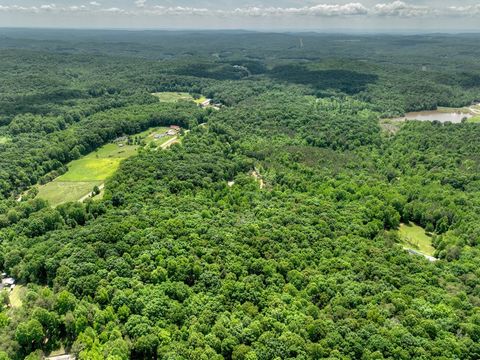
[
  {"left": 160, "top": 136, "right": 180, "bottom": 150},
  {"left": 79, "top": 183, "right": 105, "bottom": 203},
  {"left": 403, "top": 247, "right": 438, "bottom": 262}
]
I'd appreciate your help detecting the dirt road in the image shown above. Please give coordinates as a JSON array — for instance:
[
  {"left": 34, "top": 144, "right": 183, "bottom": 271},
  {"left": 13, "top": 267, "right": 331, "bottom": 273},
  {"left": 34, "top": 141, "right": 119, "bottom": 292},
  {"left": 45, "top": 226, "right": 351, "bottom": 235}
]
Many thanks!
[{"left": 79, "top": 183, "right": 105, "bottom": 203}]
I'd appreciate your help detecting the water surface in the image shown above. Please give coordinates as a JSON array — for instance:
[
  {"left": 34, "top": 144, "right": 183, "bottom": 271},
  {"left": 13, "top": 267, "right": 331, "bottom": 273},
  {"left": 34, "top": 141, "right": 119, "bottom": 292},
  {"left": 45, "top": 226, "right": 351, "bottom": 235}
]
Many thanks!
[{"left": 394, "top": 110, "right": 472, "bottom": 123}]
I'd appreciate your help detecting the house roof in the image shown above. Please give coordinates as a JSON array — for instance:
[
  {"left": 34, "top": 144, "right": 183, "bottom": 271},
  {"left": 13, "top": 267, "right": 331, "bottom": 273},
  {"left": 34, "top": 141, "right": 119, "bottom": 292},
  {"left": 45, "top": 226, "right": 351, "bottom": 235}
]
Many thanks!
[{"left": 2, "top": 278, "right": 15, "bottom": 286}]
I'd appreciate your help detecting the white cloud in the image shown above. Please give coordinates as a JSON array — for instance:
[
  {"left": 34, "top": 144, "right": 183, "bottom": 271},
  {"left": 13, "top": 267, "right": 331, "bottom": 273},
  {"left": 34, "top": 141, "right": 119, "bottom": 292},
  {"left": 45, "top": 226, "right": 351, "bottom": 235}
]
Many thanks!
[
  {"left": 373, "top": 1, "right": 433, "bottom": 17},
  {"left": 447, "top": 4, "right": 480, "bottom": 16},
  {"left": 149, "top": 6, "right": 209, "bottom": 16},
  {"left": 40, "top": 4, "right": 56, "bottom": 11},
  {"left": 101, "top": 7, "right": 130, "bottom": 15},
  {"left": 0, "top": 1, "right": 477, "bottom": 20},
  {"left": 230, "top": 3, "right": 368, "bottom": 17},
  {"left": 145, "top": 3, "right": 368, "bottom": 17}
]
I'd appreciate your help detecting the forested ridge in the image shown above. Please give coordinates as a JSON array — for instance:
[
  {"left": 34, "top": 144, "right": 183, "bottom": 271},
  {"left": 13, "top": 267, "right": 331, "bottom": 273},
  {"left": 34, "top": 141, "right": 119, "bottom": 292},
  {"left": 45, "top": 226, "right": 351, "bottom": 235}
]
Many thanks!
[{"left": 1, "top": 30, "right": 480, "bottom": 360}]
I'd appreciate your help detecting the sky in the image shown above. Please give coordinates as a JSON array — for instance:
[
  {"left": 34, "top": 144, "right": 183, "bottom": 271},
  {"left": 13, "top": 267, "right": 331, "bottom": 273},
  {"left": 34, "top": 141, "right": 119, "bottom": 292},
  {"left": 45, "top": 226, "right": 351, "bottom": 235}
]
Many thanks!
[{"left": 0, "top": 1, "right": 479, "bottom": 31}]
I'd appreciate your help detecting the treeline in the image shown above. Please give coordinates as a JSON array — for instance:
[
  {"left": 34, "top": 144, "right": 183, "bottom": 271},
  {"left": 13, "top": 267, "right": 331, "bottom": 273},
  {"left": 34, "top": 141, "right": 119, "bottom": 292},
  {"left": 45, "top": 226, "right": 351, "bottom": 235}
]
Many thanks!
[{"left": 0, "top": 102, "right": 204, "bottom": 198}]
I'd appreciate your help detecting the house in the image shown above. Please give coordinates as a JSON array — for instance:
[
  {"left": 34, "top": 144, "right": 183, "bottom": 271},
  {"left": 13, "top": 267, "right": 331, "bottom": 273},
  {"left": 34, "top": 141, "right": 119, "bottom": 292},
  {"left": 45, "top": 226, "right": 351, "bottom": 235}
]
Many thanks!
[
  {"left": 167, "top": 129, "right": 177, "bottom": 136},
  {"left": 170, "top": 125, "right": 181, "bottom": 131}
]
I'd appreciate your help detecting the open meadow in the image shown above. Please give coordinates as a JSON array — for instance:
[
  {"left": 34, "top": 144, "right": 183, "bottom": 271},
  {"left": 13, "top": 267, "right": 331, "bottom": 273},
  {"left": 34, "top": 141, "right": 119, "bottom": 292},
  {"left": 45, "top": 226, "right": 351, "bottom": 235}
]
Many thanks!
[
  {"left": 398, "top": 223, "right": 435, "bottom": 256},
  {"left": 36, "top": 128, "right": 176, "bottom": 206},
  {"left": 152, "top": 92, "right": 195, "bottom": 103}
]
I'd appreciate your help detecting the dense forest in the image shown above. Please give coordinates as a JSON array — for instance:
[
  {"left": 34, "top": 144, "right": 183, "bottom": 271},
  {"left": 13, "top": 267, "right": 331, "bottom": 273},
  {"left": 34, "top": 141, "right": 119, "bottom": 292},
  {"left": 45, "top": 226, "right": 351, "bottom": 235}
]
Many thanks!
[{"left": 1, "top": 30, "right": 480, "bottom": 359}]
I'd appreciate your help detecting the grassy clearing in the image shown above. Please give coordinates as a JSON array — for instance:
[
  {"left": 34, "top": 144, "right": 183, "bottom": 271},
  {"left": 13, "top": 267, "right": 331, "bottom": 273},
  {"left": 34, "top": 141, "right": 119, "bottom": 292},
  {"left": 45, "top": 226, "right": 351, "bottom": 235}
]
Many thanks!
[
  {"left": 467, "top": 115, "right": 480, "bottom": 123},
  {"left": 398, "top": 223, "right": 435, "bottom": 256},
  {"left": 9, "top": 285, "right": 25, "bottom": 308},
  {"left": 152, "top": 92, "right": 194, "bottom": 103},
  {"left": 0, "top": 136, "right": 10, "bottom": 144},
  {"left": 37, "top": 142, "right": 138, "bottom": 205},
  {"left": 37, "top": 181, "right": 102, "bottom": 206},
  {"left": 194, "top": 96, "right": 208, "bottom": 105},
  {"left": 85, "top": 143, "right": 138, "bottom": 159},
  {"left": 58, "top": 158, "right": 122, "bottom": 181},
  {"left": 36, "top": 127, "right": 174, "bottom": 206}
]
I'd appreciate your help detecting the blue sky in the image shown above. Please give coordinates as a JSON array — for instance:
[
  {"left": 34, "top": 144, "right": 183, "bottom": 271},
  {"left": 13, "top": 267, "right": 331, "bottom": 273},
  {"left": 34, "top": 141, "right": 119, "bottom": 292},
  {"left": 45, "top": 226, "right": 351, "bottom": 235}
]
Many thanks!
[{"left": 0, "top": 1, "right": 479, "bottom": 31}]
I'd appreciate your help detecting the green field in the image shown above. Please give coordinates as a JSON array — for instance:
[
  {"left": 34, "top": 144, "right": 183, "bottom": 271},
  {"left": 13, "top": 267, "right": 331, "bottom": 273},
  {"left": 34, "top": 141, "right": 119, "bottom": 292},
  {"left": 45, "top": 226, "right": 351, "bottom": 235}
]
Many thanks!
[
  {"left": 37, "top": 142, "right": 139, "bottom": 206},
  {"left": 0, "top": 136, "right": 10, "bottom": 144},
  {"left": 194, "top": 95, "right": 208, "bottom": 105},
  {"left": 9, "top": 285, "right": 24, "bottom": 308},
  {"left": 398, "top": 223, "right": 435, "bottom": 256},
  {"left": 57, "top": 158, "right": 121, "bottom": 181},
  {"left": 36, "top": 128, "right": 177, "bottom": 206},
  {"left": 152, "top": 92, "right": 194, "bottom": 103},
  {"left": 85, "top": 143, "right": 139, "bottom": 159},
  {"left": 467, "top": 115, "right": 480, "bottom": 123},
  {"left": 56, "top": 142, "right": 140, "bottom": 182},
  {"left": 37, "top": 181, "right": 103, "bottom": 205}
]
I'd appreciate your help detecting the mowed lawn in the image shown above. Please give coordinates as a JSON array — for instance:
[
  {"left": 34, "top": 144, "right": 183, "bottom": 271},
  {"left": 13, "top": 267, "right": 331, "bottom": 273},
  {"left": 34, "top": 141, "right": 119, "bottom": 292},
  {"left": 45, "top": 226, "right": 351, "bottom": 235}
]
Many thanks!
[
  {"left": 9, "top": 285, "right": 25, "bottom": 308},
  {"left": 398, "top": 223, "right": 435, "bottom": 256},
  {"left": 37, "top": 142, "right": 139, "bottom": 206},
  {"left": 36, "top": 181, "right": 103, "bottom": 206}
]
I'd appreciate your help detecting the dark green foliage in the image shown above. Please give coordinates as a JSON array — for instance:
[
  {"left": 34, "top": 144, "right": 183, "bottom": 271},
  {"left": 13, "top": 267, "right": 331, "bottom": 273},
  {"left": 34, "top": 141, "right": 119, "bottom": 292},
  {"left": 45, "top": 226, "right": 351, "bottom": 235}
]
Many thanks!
[{"left": 1, "top": 30, "right": 480, "bottom": 360}]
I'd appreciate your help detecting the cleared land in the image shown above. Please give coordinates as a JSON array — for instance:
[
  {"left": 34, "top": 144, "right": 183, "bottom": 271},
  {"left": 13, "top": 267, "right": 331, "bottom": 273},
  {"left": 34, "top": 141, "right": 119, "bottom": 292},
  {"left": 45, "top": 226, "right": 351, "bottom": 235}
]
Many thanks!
[
  {"left": 9, "top": 285, "right": 24, "bottom": 308},
  {"left": 37, "top": 128, "right": 176, "bottom": 206},
  {"left": 0, "top": 136, "right": 10, "bottom": 144},
  {"left": 398, "top": 223, "right": 435, "bottom": 257},
  {"left": 152, "top": 91, "right": 209, "bottom": 107},
  {"left": 194, "top": 95, "right": 208, "bottom": 105},
  {"left": 37, "top": 181, "right": 103, "bottom": 206},
  {"left": 37, "top": 142, "right": 138, "bottom": 206},
  {"left": 152, "top": 92, "right": 195, "bottom": 103}
]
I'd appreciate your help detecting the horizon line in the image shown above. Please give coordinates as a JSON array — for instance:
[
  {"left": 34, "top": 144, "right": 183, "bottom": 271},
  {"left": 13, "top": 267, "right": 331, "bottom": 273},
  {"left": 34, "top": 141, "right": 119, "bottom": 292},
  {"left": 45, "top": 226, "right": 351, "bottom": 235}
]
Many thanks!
[{"left": 1, "top": 26, "right": 480, "bottom": 35}]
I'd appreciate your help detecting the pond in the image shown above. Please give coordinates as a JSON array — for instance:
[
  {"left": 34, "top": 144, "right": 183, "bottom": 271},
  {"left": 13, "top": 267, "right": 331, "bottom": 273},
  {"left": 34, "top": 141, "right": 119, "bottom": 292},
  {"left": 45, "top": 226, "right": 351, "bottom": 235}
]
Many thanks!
[{"left": 393, "top": 110, "right": 472, "bottom": 123}]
